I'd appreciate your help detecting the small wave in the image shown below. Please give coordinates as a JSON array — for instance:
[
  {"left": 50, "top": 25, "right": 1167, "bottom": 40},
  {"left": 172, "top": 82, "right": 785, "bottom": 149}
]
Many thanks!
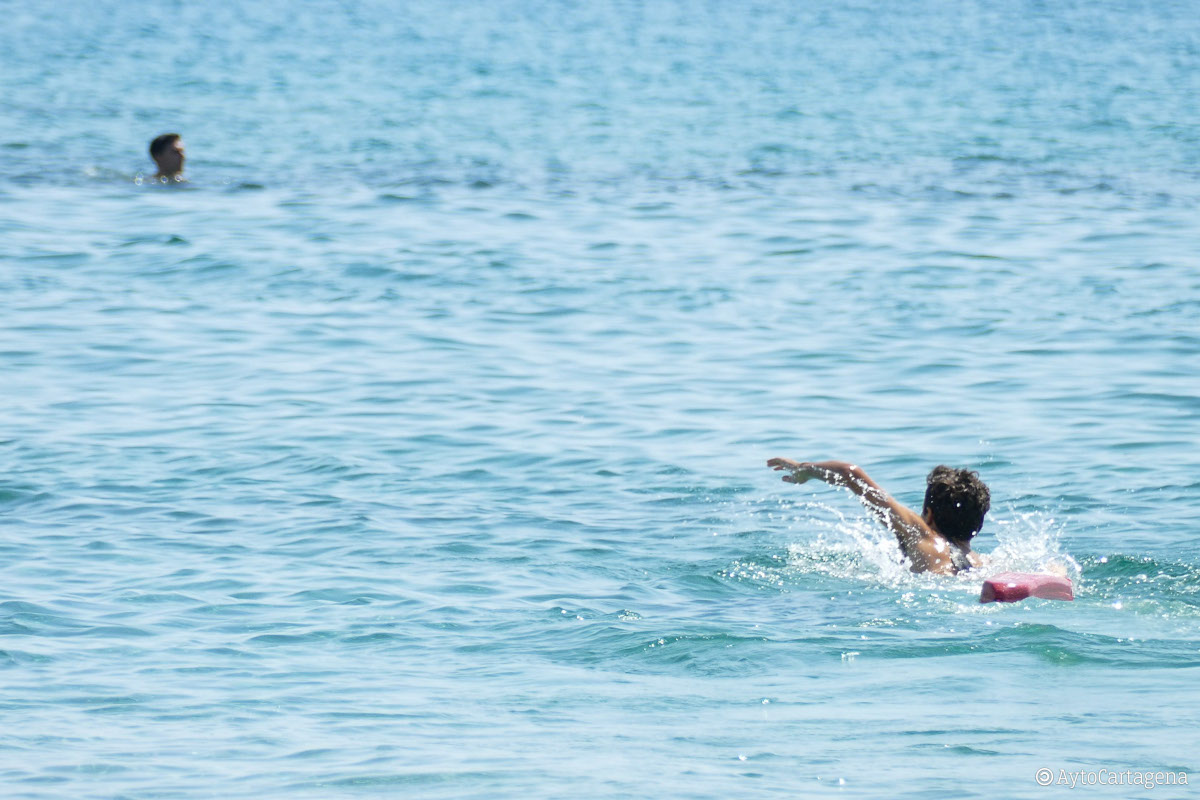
[
  {"left": 1075, "top": 553, "right": 1200, "bottom": 619},
  {"left": 864, "top": 622, "right": 1200, "bottom": 668},
  {"left": 0, "top": 648, "right": 55, "bottom": 666}
]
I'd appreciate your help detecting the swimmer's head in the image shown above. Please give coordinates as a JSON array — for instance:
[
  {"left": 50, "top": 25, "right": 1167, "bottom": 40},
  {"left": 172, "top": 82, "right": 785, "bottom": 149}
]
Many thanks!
[
  {"left": 922, "top": 466, "right": 990, "bottom": 543},
  {"left": 149, "top": 133, "right": 185, "bottom": 177}
]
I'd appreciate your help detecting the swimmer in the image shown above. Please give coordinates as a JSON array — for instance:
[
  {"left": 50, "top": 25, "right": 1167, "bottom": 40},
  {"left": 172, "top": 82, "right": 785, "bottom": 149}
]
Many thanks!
[
  {"left": 149, "top": 133, "right": 186, "bottom": 181},
  {"left": 767, "top": 458, "right": 990, "bottom": 575}
]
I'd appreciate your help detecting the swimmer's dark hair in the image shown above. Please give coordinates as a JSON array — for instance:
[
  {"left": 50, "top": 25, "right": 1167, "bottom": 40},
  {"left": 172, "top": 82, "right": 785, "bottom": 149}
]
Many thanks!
[
  {"left": 923, "top": 466, "right": 990, "bottom": 543},
  {"left": 149, "top": 133, "right": 181, "bottom": 158}
]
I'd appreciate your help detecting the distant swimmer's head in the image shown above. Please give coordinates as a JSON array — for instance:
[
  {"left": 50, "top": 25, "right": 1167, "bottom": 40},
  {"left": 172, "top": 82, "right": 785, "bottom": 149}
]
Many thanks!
[
  {"left": 922, "top": 466, "right": 990, "bottom": 544},
  {"left": 149, "top": 133, "right": 185, "bottom": 179}
]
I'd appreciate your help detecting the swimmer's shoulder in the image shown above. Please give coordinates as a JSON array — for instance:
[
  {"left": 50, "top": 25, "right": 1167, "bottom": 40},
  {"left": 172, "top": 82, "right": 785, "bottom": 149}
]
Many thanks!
[{"left": 909, "top": 533, "right": 982, "bottom": 575}]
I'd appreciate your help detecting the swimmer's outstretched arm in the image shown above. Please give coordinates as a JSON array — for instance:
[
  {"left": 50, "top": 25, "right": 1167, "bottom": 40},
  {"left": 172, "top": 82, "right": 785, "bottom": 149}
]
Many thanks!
[{"left": 766, "top": 458, "right": 927, "bottom": 546}]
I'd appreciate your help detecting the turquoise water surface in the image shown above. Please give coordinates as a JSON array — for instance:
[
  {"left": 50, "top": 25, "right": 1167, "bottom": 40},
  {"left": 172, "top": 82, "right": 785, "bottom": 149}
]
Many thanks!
[{"left": 2, "top": 1, "right": 1199, "bottom": 797}]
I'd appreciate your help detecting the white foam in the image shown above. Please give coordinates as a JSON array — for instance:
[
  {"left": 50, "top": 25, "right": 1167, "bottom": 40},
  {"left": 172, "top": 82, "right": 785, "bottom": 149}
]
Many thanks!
[{"left": 777, "top": 501, "right": 1079, "bottom": 592}]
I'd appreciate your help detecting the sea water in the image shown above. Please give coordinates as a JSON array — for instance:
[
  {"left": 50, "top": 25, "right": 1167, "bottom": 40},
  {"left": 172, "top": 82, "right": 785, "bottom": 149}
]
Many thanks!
[{"left": 1, "top": 1, "right": 1198, "bottom": 797}]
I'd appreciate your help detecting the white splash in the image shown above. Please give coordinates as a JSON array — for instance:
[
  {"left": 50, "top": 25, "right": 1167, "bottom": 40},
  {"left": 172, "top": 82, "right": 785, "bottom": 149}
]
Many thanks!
[
  {"left": 777, "top": 500, "right": 1079, "bottom": 593},
  {"left": 984, "top": 509, "right": 1081, "bottom": 582}
]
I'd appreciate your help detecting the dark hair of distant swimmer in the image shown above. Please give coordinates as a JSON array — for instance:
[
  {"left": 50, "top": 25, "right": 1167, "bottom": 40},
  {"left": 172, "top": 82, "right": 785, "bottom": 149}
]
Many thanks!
[
  {"left": 149, "top": 133, "right": 185, "bottom": 179},
  {"left": 766, "top": 458, "right": 991, "bottom": 575},
  {"left": 922, "top": 465, "right": 990, "bottom": 544}
]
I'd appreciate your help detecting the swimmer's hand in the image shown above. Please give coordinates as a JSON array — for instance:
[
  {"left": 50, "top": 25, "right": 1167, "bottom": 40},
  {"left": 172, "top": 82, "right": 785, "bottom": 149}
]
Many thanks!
[{"left": 767, "top": 458, "right": 820, "bottom": 484}]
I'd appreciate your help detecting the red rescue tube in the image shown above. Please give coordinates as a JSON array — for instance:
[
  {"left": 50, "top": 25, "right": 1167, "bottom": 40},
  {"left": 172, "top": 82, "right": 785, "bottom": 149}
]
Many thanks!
[{"left": 980, "top": 572, "right": 1074, "bottom": 603}]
